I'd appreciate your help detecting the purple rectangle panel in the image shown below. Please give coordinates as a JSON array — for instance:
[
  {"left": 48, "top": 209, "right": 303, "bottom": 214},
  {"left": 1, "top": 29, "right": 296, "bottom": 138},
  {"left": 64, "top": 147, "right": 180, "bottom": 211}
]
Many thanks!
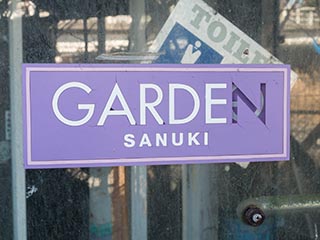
[{"left": 23, "top": 64, "right": 290, "bottom": 169}]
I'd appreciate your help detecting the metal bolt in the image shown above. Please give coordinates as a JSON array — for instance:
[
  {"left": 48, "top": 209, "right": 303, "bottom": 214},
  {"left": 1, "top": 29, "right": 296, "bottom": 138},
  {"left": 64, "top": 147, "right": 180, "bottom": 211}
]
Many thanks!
[
  {"left": 252, "top": 213, "right": 263, "bottom": 223},
  {"left": 242, "top": 205, "right": 265, "bottom": 227}
]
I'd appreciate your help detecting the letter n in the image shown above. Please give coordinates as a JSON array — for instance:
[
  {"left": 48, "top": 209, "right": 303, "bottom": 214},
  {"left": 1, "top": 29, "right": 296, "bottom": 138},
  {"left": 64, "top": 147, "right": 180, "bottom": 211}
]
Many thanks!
[{"left": 232, "top": 82, "right": 266, "bottom": 124}]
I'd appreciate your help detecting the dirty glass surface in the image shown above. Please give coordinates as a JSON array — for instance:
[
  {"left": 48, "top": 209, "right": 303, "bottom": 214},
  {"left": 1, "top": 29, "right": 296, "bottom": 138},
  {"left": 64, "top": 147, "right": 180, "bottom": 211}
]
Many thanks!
[
  {"left": 1, "top": 0, "right": 320, "bottom": 239},
  {"left": 0, "top": 2, "right": 12, "bottom": 238}
]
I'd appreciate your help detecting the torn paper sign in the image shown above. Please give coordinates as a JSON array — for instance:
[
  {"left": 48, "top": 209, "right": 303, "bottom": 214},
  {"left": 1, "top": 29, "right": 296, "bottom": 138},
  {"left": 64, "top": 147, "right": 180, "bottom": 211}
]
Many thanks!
[{"left": 150, "top": 0, "right": 297, "bottom": 88}]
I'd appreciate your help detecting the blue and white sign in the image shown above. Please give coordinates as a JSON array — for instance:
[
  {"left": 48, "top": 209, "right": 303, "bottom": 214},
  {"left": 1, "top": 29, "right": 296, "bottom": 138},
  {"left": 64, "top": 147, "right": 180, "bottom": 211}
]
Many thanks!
[
  {"left": 155, "top": 23, "right": 223, "bottom": 64},
  {"left": 151, "top": 0, "right": 297, "bottom": 86}
]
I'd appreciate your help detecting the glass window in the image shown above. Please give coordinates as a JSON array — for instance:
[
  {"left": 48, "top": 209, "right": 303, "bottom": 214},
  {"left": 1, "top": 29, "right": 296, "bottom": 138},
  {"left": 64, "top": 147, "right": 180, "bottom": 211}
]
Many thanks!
[{"left": 1, "top": 0, "right": 320, "bottom": 239}]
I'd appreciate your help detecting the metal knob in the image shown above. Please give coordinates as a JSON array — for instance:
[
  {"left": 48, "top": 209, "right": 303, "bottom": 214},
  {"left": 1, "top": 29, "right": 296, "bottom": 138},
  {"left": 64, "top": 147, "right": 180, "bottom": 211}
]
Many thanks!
[{"left": 242, "top": 205, "right": 265, "bottom": 227}]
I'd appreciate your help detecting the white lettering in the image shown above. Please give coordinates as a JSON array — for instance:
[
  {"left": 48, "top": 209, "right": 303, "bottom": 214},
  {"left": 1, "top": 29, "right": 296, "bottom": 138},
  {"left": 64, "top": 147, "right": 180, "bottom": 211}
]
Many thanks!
[
  {"left": 172, "top": 132, "right": 184, "bottom": 146},
  {"left": 204, "top": 132, "right": 209, "bottom": 146},
  {"left": 98, "top": 83, "right": 136, "bottom": 126},
  {"left": 206, "top": 83, "right": 227, "bottom": 124},
  {"left": 188, "top": 132, "right": 200, "bottom": 146},
  {"left": 156, "top": 133, "right": 167, "bottom": 147},
  {"left": 124, "top": 134, "right": 135, "bottom": 148},
  {"left": 124, "top": 132, "right": 209, "bottom": 148},
  {"left": 52, "top": 82, "right": 95, "bottom": 126},
  {"left": 139, "top": 133, "right": 152, "bottom": 147},
  {"left": 169, "top": 84, "right": 200, "bottom": 124},
  {"left": 140, "top": 84, "right": 164, "bottom": 125}
]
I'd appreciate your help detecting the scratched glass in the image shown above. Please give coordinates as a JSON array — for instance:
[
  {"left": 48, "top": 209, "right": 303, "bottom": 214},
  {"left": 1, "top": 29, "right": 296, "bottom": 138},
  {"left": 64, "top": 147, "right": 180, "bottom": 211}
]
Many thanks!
[{"left": 1, "top": 0, "right": 320, "bottom": 239}]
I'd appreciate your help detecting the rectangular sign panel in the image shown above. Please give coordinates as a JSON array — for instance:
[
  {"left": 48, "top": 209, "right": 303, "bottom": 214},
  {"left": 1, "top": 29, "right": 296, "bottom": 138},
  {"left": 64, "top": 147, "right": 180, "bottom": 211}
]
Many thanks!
[
  {"left": 23, "top": 64, "right": 290, "bottom": 169},
  {"left": 150, "top": 0, "right": 297, "bottom": 87}
]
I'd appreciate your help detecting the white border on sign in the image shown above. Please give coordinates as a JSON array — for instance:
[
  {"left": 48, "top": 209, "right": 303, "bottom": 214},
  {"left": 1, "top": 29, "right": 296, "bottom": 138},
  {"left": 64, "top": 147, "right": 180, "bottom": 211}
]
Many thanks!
[{"left": 25, "top": 66, "right": 288, "bottom": 166}]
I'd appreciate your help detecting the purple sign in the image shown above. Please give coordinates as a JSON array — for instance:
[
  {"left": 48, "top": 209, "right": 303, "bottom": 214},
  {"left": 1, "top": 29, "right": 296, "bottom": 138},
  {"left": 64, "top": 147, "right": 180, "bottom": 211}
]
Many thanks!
[{"left": 23, "top": 64, "right": 290, "bottom": 169}]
